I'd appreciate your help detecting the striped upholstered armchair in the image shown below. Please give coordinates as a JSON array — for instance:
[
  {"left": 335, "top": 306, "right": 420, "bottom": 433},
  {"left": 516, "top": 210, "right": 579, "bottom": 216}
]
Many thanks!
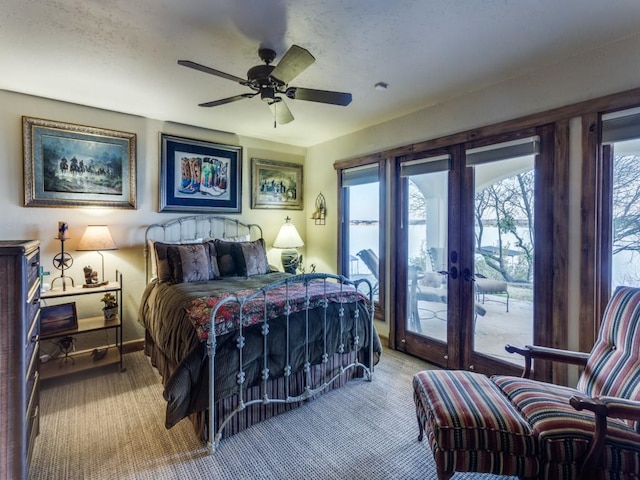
[{"left": 413, "top": 286, "right": 640, "bottom": 479}]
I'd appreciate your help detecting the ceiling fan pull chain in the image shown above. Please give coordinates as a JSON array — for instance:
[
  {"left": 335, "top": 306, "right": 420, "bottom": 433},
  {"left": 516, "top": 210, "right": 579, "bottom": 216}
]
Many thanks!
[{"left": 273, "top": 102, "right": 277, "bottom": 128}]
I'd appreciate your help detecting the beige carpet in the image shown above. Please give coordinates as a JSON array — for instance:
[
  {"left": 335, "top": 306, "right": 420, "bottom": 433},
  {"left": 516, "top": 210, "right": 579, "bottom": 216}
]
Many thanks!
[{"left": 29, "top": 349, "right": 515, "bottom": 480}]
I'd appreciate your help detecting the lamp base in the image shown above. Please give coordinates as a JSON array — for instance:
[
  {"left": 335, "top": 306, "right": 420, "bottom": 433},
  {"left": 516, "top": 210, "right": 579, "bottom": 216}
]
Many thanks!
[{"left": 281, "top": 249, "right": 299, "bottom": 274}]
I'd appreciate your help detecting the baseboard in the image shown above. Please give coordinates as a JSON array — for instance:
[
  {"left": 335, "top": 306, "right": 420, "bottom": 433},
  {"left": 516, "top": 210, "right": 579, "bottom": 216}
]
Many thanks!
[{"left": 123, "top": 338, "right": 145, "bottom": 354}]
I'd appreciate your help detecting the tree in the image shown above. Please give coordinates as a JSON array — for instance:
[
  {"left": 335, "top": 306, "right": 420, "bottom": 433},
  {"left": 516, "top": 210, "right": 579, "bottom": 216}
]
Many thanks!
[
  {"left": 475, "top": 170, "right": 534, "bottom": 283},
  {"left": 612, "top": 155, "right": 640, "bottom": 255}
]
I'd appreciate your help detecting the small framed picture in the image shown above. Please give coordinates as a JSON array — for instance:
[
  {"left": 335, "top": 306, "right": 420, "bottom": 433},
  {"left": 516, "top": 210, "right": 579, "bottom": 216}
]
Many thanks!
[
  {"left": 159, "top": 133, "right": 242, "bottom": 213},
  {"left": 40, "top": 302, "right": 78, "bottom": 336},
  {"left": 251, "top": 158, "right": 303, "bottom": 210}
]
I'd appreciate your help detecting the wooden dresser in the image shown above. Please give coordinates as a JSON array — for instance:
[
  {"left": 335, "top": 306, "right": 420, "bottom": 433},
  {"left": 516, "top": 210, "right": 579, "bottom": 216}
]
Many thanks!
[{"left": 0, "top": 240, "right": 40, "bottom": 479}]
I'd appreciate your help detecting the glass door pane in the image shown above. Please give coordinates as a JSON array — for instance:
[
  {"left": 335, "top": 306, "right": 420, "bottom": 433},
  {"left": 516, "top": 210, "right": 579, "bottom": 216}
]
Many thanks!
[
  {"left": 471, "top": 156, "right": 534, "bottom": 366},
  {"left": 347, "top": 182, "right": 380, "bottom": 302},
  {"left": 610, "top": 140, "right": 640, "bottom": 289},
  {"left": 406, "top": 172, "right": 448, "bottom": 340}
]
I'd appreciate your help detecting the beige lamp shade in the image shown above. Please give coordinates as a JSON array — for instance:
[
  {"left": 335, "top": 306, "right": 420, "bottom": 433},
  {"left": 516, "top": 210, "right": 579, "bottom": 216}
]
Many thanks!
[
  {"left": 77, "top": 225, "right": 118, "bottom": 251},
  {"left": 76, "top": 225, "right": 117, "bottom": 283},
  {"left": 273, "top": 217, "right": 303, "bottom": 274},
  {"left": 273, "top": 218, "right": 304, "bottom": 249}
]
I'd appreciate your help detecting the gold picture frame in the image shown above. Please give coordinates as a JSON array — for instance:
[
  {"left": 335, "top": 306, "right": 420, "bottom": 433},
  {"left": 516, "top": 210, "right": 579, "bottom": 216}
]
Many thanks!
[
  {"left": 23, "top": 116, "right": 137, "bottom": 209},
  {"left": 251, "top": 158, "right": 303, "bottom": 210}
]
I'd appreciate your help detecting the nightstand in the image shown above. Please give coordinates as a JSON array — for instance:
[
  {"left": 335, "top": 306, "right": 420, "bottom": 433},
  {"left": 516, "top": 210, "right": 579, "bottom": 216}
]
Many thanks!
[{"left": 39, "top": 272, "right": 124, "bottom": 379}]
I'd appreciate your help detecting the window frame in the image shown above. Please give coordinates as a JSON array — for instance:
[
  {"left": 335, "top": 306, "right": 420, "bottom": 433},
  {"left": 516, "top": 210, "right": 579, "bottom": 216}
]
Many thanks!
[
  {"left": 335, "top": 87, "right": 640, "bottom": 359},
  {"left": 336, "top": 157, "right": 387, "bottom": 323}
]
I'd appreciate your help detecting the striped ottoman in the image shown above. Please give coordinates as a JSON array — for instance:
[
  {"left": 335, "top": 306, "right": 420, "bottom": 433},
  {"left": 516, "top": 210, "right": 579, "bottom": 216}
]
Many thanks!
[{"left": 413, "top": 370, "right": 539, "bottom": 480}]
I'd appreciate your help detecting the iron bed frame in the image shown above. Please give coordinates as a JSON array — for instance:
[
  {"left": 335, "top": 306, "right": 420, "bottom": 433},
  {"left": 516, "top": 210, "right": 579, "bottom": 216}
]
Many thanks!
[{"left": 143, "top": 215, "right": 375, "bottom": 452}]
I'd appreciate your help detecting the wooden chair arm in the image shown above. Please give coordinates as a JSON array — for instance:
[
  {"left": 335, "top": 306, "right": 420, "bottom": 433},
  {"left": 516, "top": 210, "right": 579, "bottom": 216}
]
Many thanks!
[
  {"left": 570, "top": 395, "right": 640, "bottom": 480},
  {"left": 571, "top": 395, "right": 640, "bottom": 421},
  {"left": 505, "top": 344, "right": 589, "bottom": 379}
]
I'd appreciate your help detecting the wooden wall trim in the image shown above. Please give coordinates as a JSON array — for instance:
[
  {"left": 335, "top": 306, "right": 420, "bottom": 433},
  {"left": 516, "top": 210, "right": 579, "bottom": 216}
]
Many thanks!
[
  {"left": 335, "top": 87, "right": 640, "bottom": 169},
  {"left": 580, "top": 113, "right": 599, "bottom": 353},
  {"left": 334, "top": 86, "right": 640, "bottom": 360},
  {"left": 551, "top": 119, "right": 570, "bottom": 385}
]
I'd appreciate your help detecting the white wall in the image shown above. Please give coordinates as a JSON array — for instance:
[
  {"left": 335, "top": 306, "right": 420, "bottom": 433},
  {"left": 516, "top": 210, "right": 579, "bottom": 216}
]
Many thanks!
[
  {"left": 304, "top": 33, "right": 640, "bottom": 338},
  {"left": 0, "top": 90, "right": 305, "bottom": 345}
]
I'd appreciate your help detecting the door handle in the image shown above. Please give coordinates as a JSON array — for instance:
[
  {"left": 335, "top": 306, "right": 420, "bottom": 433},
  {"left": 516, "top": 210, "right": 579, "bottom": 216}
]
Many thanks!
[
  {"left": 438, "top": 266, "right": 458, "bottom": 280},
  {"left": 463, "top": 268, "right": 475, "bottom": 282}
]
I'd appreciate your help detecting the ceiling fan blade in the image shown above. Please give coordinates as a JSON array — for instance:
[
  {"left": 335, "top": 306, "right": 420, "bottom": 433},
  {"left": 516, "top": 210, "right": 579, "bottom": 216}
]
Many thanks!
[
  {"left": 269, "top": 99, "right": 294, "bottom": 125},
  {"left": 178, "top": 60, "right": 247, "bottom": 85},
  {"left": 199, "top": 93, "right": 255, "bottom": 108},
  {"left": 270, "top": 45, "right": 315, "bottom": 85},
  {"left": 286, "top": 87, "right": 352, "bottom": 106}
]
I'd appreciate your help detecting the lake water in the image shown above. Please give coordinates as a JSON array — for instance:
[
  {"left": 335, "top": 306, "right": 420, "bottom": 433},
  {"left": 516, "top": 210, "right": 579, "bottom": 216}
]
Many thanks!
[
  {"left": 349, "top": 223, "right": 527, "bottom": 274},
  {"left": 350, "top": 223, "right": 640, "bottom": 289}
]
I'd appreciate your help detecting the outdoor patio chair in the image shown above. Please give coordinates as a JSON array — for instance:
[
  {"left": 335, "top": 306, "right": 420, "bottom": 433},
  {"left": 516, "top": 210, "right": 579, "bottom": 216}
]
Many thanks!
[
  {"left": 356, "top": 248, "right": 379, "bottom": 294},
  {"left": 408, "top": 266, "right": 486, "bottom": 334},
  {"left": 475, "top": 274, "right": 509, "bottom": 312},
  {"left": 413, "top": 285, "right": 640, "bottom": 479}
]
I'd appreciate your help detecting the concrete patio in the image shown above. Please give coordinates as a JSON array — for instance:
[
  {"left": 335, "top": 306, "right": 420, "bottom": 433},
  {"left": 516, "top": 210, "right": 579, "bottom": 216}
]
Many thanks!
[{"left": 412, "top": 290, "right": 533, "bottom": 366}]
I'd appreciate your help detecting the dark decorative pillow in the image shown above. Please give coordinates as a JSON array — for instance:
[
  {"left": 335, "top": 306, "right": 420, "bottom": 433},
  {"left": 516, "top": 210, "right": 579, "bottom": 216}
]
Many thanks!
[
  {"left": 231, "top": 238, "right": 269, "bottom": 277},
  {"left": 167, "top": 244, "right": 213, "bottom": 283},
  {"left": 153, "top": 242, "right": 175, "bottom": 283},
  {"left": 213, "top": 239, "right": 238, "bottom": 277},
  {"left": 151, "top": 239, "right": 203, "bottom": 282},
  {"left": 205, "top": 241, "right": 221, "bottom": 279}
]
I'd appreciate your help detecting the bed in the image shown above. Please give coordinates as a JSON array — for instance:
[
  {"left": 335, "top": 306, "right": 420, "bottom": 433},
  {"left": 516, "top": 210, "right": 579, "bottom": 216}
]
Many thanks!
[{"left": 139, "top": 215, "right": 381, "bottom": 452}]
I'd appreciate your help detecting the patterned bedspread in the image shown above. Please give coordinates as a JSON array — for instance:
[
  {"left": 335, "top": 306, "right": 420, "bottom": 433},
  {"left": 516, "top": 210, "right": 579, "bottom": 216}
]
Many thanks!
[
  {"left": 186, "top": 280, "right": 361, "bottom": 340},
  {"left": 138, "top": 273, "right": 381, "bottom": 429}
]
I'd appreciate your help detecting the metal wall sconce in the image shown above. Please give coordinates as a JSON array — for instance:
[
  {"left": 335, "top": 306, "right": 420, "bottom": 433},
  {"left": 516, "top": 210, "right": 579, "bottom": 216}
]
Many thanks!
[{"left": 311, "top": 192, "right": 326, "bottom": 225}]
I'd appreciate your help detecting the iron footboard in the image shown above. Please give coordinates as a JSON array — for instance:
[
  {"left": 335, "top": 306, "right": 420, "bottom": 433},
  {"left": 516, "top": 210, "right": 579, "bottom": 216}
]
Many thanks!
[{"left": 205, "top": 273, "right": 374, "bottom": 453}]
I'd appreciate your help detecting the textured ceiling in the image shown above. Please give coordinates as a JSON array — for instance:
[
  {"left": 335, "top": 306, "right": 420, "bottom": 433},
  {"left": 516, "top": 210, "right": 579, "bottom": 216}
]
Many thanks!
[{"left": 2, "top": 0, "right": 640, "bottom": 147}]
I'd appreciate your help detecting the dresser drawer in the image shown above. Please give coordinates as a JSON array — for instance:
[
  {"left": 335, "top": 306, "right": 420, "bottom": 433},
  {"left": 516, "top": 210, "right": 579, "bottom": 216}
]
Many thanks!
[
  {"left": 26, "top": 248, "right": 40, "bottom": 292},
  {"left": 25, "top": 372, "right": 39, "bottom": 460},
  {"left": 26, "top": 405, "right": 39, "bottom": 473},
  {"left": 26, "top": 341, "right": 39, "bottom": 394},
  {"left": 25, "top": 291, "right": 40, "bottom": 336},
  {"left": 25, "top": 305, "right": 39, "bottom": 350}
]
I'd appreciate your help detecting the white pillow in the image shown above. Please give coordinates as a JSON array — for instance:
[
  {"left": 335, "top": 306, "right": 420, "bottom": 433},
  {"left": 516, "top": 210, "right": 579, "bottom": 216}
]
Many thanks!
[{"left": 226, "top": 233, "right": 251, "bottom": 242}]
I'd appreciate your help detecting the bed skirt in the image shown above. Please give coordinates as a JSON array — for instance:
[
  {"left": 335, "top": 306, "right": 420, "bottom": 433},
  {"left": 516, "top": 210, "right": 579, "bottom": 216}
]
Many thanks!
[{"left": 144, "top": 330, "right": 361, "bottom": 442}]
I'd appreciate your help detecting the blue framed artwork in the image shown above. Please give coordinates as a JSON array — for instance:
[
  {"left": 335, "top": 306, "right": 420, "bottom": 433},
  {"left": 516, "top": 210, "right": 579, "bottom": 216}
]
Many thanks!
[
  {"left": 159, "top": 133, "right": 242, "bottom": 213},
  {"left": 23, "top": 117, "right": 137, "bottom": 209}
]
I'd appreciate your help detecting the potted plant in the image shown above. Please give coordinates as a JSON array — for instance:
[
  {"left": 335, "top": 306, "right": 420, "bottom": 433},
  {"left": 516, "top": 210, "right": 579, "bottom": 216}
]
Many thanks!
[{"left": 101, "top": 292, "right": 118, "bottom": 322}]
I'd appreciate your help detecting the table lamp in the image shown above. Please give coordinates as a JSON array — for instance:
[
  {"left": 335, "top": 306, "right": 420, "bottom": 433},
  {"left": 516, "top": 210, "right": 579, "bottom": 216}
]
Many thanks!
[
  {"left": 273, "top": 217, "right": 304, "bottom": 274},
  {"left": 76, "top": 225, "right": 118, "bottom": 283}
]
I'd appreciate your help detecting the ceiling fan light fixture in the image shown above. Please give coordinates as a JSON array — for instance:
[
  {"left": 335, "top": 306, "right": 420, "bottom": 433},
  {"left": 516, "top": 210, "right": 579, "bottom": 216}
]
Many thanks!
[{"left": 261, "top": 87, "right": 276, "bottom": 102}]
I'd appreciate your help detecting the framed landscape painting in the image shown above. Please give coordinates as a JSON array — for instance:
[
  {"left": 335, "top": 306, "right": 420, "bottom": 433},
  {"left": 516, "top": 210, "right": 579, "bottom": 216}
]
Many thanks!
[
  {"left": 23, "top": 117, "right": 137, "bottom": 209},
  {"left": 40, "top": 302, "right": 78, "bottom": 336},
  {"left": 251, "top": 158, "right": 303, "bottom": 210},
  {"left": 159, "top": 134, "right": 242, "bottom": 213}
]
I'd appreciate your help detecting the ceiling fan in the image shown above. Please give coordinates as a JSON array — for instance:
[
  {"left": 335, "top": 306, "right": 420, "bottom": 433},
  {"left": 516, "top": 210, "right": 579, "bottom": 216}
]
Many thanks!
[{"left": 178, "top": 45, "right": 352, "bottom": 125}]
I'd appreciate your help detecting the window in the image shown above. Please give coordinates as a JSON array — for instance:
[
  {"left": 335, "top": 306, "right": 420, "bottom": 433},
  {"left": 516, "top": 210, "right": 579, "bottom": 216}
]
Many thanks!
[
  {"left": 337, "top": 161, "right": 385, "bottom": 319},
  {"left": 602, "top": 108, "right": 640, "bottom": 291}
]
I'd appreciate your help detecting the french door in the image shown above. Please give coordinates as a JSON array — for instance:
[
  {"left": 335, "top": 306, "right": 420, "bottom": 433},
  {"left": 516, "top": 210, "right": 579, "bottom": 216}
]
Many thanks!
[{"left": 394, "top": 128, "right": 553, "bottom": 376}]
